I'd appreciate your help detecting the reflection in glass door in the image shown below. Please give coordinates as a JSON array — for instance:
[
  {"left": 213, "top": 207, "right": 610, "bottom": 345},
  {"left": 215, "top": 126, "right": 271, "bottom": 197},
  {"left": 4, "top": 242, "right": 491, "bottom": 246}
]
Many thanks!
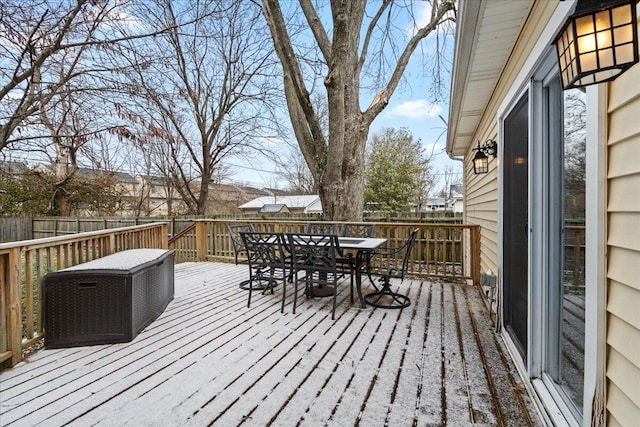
[{"left": 546, "top": 80, "right": 586, "bottom": 419}]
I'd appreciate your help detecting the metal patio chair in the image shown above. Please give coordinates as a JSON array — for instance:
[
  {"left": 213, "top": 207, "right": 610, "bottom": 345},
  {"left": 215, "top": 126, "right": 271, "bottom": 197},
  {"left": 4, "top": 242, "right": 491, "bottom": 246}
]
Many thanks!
[
  {"left": 287, "top": 233, "right": 345, "bottom": 320},
  {"left": 227, "top": 223, "right": 256, "bottom": 290},
  {"left": 240, "top": 231, "right": 289, "bottom": 312},
  {"left": 365, "top": 228, "right": 419, "bottom": 309},
  {"left": 304, "top": 222, "right": 339, "bottom": 235}
]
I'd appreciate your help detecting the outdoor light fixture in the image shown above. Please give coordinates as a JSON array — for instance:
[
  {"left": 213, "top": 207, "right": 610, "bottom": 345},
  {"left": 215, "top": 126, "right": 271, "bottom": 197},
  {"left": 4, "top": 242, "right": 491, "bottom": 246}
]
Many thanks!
[
  {"left": 554, "top": 0, "right": 639, "bottom": 90},
  {"left": 472, "top": 139, "right": 498, "bottom": 175}
]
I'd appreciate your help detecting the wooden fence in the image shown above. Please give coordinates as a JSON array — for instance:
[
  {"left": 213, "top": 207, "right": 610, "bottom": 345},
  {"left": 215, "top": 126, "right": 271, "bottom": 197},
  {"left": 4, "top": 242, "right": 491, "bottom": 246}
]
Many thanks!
[
  {"left": 0, "top": 223, "right": 168, "bottom": 368},
  {"left": 168, "top": 219, "right": 480, "bottom": 284},
  {"left": 29, "top": 217, "right": 193, "bottom": 240},
  {"left": 0, "top": 213, "right": 463, "bottom": 243},
  {"left": 0, "top": 218, "right": 32, "bottom": 242}
]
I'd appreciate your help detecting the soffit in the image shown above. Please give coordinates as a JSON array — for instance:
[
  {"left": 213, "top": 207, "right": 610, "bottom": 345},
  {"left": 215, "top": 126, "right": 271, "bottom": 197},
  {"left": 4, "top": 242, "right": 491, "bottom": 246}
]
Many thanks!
[{"left": 447, "top": 0, "right": 532, "bottom": 157}]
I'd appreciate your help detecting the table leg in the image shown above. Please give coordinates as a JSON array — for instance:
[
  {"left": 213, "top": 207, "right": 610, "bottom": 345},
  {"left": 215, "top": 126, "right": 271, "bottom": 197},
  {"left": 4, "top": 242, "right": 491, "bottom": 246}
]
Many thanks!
[{"left": 355, "top": 251, "right": 367, "bottom": 308}]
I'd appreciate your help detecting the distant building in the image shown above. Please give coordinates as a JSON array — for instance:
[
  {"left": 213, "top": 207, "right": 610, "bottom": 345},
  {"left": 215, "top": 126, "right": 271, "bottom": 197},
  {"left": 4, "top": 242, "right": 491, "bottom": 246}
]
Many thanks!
[{"left": 239, "top": 195, "right": 322, "bottom": 214}]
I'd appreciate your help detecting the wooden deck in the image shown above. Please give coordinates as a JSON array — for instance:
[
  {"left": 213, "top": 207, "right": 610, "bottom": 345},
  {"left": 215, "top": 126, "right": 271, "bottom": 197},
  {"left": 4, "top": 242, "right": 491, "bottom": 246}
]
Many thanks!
[{"left": 0, "top": 262, "right": 543, "bottom": 426}]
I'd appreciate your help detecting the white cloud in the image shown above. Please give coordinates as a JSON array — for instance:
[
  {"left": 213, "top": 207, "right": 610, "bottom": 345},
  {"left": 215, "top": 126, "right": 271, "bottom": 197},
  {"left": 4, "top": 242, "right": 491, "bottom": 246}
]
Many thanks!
[{"left": 387, "top": 100, "right": 443, "bottom": 119}]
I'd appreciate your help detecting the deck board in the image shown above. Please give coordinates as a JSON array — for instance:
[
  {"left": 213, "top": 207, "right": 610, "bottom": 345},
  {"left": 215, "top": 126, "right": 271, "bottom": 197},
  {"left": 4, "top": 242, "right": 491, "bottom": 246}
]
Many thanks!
[{"left": 0, "top": 262, "right": 543, "bottom": 426}]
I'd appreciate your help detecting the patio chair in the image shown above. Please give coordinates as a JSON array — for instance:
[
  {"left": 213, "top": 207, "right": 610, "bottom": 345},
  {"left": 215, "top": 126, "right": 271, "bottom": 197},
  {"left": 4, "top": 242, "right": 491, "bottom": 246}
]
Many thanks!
[
  {"left": 227, "top": 224, "right": 256, "bottom": 265},
  {"left": 304, "top": 222, "right": 339, "bottom": 235},
  {"left": 227, "top": 223, "right": 256, "bottom": 290},
  {"left": 364, "top": 228, "right": 419, "bottom": 309},
  {"left": 287, "top": 233, "right": 345, "bottom": 320},
  {"left": 340, "top": 223, "right": 376, "bottom": 238},
  {"left": 240, "top": 232, "right": 289, "bottom": 312}
]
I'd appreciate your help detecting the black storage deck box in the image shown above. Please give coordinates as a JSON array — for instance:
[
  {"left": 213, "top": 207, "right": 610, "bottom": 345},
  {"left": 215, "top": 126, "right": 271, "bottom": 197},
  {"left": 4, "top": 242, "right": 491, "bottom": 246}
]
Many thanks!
[{"left": 44, "top": 249, "right": 174, "bottom": 349}]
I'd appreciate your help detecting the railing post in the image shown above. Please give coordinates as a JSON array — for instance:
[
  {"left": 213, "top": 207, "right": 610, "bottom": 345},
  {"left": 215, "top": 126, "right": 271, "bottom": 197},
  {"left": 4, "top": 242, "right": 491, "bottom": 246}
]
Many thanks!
[
  {"left": 195, "top": 221, "right": 208, "bottom": 261},
  {"left": 471, "top": 226, "right": 481, "bottom": 286},
  {"left": 161, "top": 223, "right": 169, "bottom": 249},
  {"left": 3, "top": 248, "right": 23, "bottom": 367},
  {"left": 573, "top": 229, "right": 581, "bottom": 287}
]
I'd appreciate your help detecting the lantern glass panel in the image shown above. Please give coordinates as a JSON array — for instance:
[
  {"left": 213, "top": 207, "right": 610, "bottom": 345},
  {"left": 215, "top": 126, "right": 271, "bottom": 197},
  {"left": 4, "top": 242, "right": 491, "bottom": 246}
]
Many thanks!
[
  {"left": 613, "top": 25, "right": 633, "bottom": 45},
  {"left": 594, "top": 10, "right": 611, "bottom": 31},
  {"left": 578, "top": 34, "right": 596, "bottom": 53},
  {"left": 575, "top": 15, "right": 594, "bottom": 36},
  {"left": 612, "top": 4, "right": 632, "bottom": 25},
  {"left": 579, "top": 51, "right": 598, "bottom": 71},
  {"left": 598, "top": 47, "right": 614, "bottom": 67},
  {"left": 596, "top": 30, "right": 612, "bottom": 48},
  {"left": 616, "top": 43, "right": 635, "bottom": 63}
]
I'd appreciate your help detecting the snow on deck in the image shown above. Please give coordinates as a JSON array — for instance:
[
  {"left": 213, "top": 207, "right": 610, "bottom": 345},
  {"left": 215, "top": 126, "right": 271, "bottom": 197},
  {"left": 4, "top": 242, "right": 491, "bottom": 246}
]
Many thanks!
[{"left": 0, "top": 262, "right": 543, "bottom": 426}]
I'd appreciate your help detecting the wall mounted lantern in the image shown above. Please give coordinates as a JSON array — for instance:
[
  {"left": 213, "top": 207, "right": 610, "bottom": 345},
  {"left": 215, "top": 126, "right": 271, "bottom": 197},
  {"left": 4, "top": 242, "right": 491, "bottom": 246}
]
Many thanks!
[
  {"left": 554, "top": 0, "right": 639, "bottom": 90},
  {"left": 472, "top": 139, "right": 498, "bottom": 174}
]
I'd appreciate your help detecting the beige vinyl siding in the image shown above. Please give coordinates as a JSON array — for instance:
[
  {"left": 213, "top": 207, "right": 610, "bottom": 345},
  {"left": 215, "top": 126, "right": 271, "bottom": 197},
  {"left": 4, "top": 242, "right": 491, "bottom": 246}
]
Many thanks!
[
  {"left": 606, "top": 64, "right": 640, "bottom": 425},
  {"left": 465, "top": 146, "right": 498, "bottom": 276},
  {"left": 461, "top": 1, "right": 557, "bottom": 277}
]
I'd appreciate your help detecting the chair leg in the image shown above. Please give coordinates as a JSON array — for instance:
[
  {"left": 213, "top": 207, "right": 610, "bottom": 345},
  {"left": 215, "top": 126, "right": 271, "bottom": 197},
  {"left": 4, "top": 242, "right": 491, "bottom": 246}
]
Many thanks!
[
  {"left": 281, "top": 275, "right": 287, "bottom": 314},
  {"left": 293, "top": 274, "right": 300, "bottom": 314},
  {"left": 349, "top": 265, "right": 354, "bottom": 304},
  {"left": 332, "top": 280, "right": 337, "bottom": 320}
]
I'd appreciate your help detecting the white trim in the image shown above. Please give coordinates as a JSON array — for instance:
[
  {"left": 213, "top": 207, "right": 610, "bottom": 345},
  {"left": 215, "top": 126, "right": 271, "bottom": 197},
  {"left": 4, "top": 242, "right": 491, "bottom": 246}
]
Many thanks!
[
  {"left": 534, "top": 377, "right": 573, "bottom": 427},
  {"left": 529, "top": 75, "right": 545, "bottom": 378},
  {"left": 582, "top": 83, "right": 607, "bottom": 427}
]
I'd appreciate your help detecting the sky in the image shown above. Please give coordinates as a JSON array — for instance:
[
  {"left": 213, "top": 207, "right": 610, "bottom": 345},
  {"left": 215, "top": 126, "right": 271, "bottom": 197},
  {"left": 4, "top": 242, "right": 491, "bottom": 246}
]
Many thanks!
[{"left": 222, "top": 2, "right": 462, "bottom": 194}]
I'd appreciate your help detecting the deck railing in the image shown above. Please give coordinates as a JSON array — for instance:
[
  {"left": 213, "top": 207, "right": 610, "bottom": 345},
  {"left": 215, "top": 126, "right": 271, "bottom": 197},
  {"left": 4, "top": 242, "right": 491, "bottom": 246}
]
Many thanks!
[
  {"left": 169, "top": 219, "right": 480, "bottom": 284},
  {"left": 0, "top": 223, "right": 168, "bottom": 368},
  {"left": 565, "top": 225, "right": 586, "bottom": 288}
]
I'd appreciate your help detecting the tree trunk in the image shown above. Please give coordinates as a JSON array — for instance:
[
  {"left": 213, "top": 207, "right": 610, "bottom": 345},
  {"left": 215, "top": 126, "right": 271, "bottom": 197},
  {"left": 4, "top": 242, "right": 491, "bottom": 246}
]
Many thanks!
[
  {"left": 52, "top": 188, "right": 71, "bottom": 216},
  {"left": 317, "top": 120, "right": 367, "bottom": 220},
  {"left": 262, "top": 0, "right": 455, "bottom": 221}
]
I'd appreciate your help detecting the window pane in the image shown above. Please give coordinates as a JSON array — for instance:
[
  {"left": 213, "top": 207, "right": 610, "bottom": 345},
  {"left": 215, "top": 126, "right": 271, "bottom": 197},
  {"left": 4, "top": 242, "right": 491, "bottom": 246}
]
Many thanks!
[{"left": 560, "top": 87, "right": 586, "bottom": 412}]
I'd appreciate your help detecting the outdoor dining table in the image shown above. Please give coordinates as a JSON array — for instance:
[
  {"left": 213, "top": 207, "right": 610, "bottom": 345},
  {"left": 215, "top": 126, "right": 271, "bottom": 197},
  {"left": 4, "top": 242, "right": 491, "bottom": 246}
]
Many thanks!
[{"left": 248, "top": 233, "right": 387, "bottom": 309}]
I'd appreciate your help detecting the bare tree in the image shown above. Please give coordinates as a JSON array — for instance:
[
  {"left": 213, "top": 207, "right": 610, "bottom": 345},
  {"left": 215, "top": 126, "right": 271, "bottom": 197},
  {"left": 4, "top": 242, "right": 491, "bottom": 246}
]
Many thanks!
[
  {"left": 261, "top": 0, "right": 456, "bottom": 220},
  {"left": 437, "top": 164, "right": 462, "bottom": 210},
  {"left": 278, "top": 148, "right": 316, "bottom": 194},
  {"left": 0, "top": 0, "right": 174, "bottom": 152},
  {"left": 2, "top": 1, "right": 136, "bottom": 214},
  {"left": 119, "top": 0, "right": 279, "bottom": 214}
]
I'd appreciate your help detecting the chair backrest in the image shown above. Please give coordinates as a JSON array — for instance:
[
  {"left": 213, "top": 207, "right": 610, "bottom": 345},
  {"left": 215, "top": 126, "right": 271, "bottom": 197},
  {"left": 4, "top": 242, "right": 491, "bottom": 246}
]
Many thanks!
[
  {"left": 228, "top": 224, "right": 255, "bottom": 252},
  {"left": 240, "top": 231, "right": 287, "bottom": 272},
  {"left": 304, "top": 222, "right": 338, "bottom": 235},
  {"left": 340, "top": 223, "right": 376, "bottom": 238},
  {"left": 387, "top": 228, "right": 419, "bottom": 281},
  {"left": 287, "top": 233, "right": 338, "bottom": 275},
  {"left": 227, "top": 224, "right": 255, "bottom": 264}
]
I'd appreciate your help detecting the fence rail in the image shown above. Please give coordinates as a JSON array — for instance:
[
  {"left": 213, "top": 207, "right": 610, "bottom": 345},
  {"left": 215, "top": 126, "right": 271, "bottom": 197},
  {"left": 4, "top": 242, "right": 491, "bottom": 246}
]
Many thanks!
[
  {"left": 168, "top": 219, "right": 480, "bottom": 284},
  {"left": 0, "top": 213, "right": 463, "bottom": 243},
  {"left": 0, "top": 223, "right": 168, "bottom": 368}
]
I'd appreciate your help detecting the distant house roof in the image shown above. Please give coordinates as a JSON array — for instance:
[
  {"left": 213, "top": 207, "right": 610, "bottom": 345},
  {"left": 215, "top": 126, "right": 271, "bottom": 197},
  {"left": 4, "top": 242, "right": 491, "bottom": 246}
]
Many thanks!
[
  {"left": 259, "top": 204, "right": 290, "bottom": 214},
  {"left": 239, "top": 195, "right": 322, "bottom": 213}
]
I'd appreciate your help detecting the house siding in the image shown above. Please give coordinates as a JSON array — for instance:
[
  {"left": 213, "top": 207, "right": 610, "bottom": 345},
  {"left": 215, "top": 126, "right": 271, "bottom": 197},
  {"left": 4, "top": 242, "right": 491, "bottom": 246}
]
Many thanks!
[
  {"left": 461, "top": 0, "right": 557, "bottom": 278},
  {"left": 606, "top": 64, "right": 640, "bottom": 426},
  {"left": 454, "top": 1, "right": 640, "bottom": 422}
]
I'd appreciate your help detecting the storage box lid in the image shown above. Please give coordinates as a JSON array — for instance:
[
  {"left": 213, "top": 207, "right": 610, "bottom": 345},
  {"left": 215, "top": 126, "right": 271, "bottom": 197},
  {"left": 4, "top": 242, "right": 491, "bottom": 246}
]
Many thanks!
[{"left": 60, "top": 249, "right": 172, "bottom": 272}]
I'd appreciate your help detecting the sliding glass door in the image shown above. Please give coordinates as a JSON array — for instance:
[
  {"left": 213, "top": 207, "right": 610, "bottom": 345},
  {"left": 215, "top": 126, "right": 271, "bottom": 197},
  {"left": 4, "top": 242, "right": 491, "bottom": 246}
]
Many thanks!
[{"left": 503, "top": 93, "right": 530, "bottom": 361}]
